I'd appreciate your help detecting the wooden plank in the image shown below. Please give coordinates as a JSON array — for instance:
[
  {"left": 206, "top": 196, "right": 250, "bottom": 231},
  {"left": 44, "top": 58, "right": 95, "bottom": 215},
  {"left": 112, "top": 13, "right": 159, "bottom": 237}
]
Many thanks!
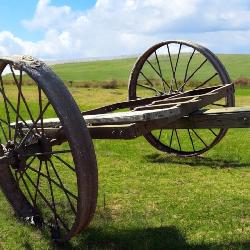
[
  {"left": 88, "top": 124, "right": 145, "bottom": 139},
  {"left": 21, "top": 123, "right": 145, "bottom": 141},
  {"left": 18, "top": 105, "right": 181, "bottom": 127},
  {"left": 84, "top": 106, "right": 181, "bottom": 124},
  {"left": 150, "top": 107, "right": 250, "bottom": 129}
]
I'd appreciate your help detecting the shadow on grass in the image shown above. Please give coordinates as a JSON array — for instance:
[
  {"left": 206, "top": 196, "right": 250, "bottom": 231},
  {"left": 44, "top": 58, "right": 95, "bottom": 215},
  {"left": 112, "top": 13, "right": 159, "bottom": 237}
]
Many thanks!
[
  {"left": 144, "top": 153, "right": 250, "bottom": 168},
  {"left": 52, "top": 226, "right": 250, "bottom": 250}
]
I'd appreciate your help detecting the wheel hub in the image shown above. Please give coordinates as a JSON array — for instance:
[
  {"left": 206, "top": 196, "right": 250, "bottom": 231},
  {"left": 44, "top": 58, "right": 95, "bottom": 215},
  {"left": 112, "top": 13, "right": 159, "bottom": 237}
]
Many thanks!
[
  {"left": 36, "top": 137, "right": 52, "bottom": 161},
  {"left": 3, "top": 136, "right": 52, "bottom": 170}
]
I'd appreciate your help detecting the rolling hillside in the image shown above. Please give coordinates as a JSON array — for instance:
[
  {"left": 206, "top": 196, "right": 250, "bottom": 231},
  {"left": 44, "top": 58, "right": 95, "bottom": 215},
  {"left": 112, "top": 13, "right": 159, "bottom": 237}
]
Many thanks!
[{"left": 51, "top": 54, "right": 250, "bottom": 84}]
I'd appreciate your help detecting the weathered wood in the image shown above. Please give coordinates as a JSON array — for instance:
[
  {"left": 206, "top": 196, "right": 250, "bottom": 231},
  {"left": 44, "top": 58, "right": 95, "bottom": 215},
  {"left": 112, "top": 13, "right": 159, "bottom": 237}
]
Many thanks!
[
  {"left": 18, "top": 105, "right": 181, "bottom": 127},
  {"left": 17, "top": 107, "right": 250, "bottom": 141},
  {"left": 88, "top": 124, "right": 145, "bottom": 139},
  {"left": 84, "top": 106, "right": 181, "bottom": 124},
  {"left": 22, "top": 123, "right": 145, "bottom": 142},
  {"left": 160, "top": 107, "right": 250, "bottom": 129}
]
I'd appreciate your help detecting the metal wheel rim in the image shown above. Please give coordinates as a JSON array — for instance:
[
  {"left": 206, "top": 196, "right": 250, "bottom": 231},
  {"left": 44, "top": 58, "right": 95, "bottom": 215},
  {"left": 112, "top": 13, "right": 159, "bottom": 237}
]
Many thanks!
[{"left": 0, "top": 57, "right": 98, "bottom": 241}]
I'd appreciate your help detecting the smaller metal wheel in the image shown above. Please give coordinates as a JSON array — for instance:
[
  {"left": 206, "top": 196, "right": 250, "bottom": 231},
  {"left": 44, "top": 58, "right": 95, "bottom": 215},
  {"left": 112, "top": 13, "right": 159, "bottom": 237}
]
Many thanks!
[
  {"left": 129, "top": 40, "right": 235, "bottom": 156},
  {"left": 0, "top": 56, "right": 98, "bottom": 242}
]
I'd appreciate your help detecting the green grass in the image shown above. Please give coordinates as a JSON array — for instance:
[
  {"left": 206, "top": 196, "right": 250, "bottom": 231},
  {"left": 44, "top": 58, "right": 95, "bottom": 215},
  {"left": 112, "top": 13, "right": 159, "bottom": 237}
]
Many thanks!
[
  {"left": 218, "top": 54, "right": 250, "bottom": 80},
  {"left": 51, "top": 57, "right": 136, "bottom": 83},
  {"left": 50, "top": 54, "right": 250, "bottom": 84},
  {"left": 0, "top": 86, "right": 249, "bottom": 250}
]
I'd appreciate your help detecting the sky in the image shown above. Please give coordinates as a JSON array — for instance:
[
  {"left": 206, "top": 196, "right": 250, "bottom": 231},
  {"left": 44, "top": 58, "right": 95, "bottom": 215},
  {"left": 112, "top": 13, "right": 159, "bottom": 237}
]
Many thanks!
[{"left": 1, "top": 0, "right": 250, "bottom": 60}]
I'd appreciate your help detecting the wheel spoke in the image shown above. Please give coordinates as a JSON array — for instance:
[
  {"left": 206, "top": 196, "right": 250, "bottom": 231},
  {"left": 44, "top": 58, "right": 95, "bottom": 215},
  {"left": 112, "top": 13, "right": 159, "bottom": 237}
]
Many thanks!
[
  {"left": 183, "top": 59, "right": 208, "bottom": 85},
  {"left": 155, "top": 52, "right": 167, "bottom": 92},
  {"left": 194, "top": 73, "right": 218, "bottom": 90},
  {"left": 174, "top": 44, "right": 182, "bottom": 75},
  {"left": 169, "top": 129, "right": 174, "bottom": 147},
  {"left": 139, "top": 71, "right": 164, "bottom": 95},
  {"left": 209, "top": 129, "right": 218, "bottom": 137},
  {"left": 24, "top": 171, "right": 70, "bottom": 231},
  {"left": 10, "top": 66, "right": 40, "bottom": 135},
  {"left": 166, "top": 44, "right": 178, "bottom": 90},
  {"left": 48, "top": 159, "right": 76, "bottom": 215},
  {"left": 140, "top": 71, "right": 154, "bottom": 87},
  {"left": 17, "top": 101, "right": 51, "bottom": 150},
  {"left": 28, "top": 166, "right": 77, "bottom": 200},
  {"left": 137, "top": 83, "right": 163, "bottom": 95},
  {"left": 0, "top": 76, "right": 11, "bottom": 139},
  {"left": 53, "top": 155, "right": 75, "bottom": 172},
  {"left": 146, "top": 59, "right": 170, "bottom": 90},
  {"left": 38, "top": 87, "right": 45, "bottom": 136},
  {"left": 0, "top": 118, "right": 8, "bottom": 126},
  {"left": 0, "top": 84, "right": 37, "bottom": 135},
  {"left": 45, "top": 161, "right": 60, "bottom": 230},
  {"left": 188, "top": 129, "right": 195, "bottom": 152},
  {"left": 20, "top": 174, "right": 36, "bottom": 205},
  {"left": 13, "top": 69, "right": 22, "bottom": 143},
  {"left": 0, "top": 121, "right": 8, "bottom": 142},
  {"left": 191, "top": 129, "right": 207, "bottom": 147},
  {"left": 184, "top": 49, "right": 195, "bottom": 82},
  {"left": 174, "top": 129, "right": 182, "bottom": 151},
  {"left": 16, "top": 156, "right": 37, "bottom": 182},
  {"left": 158, "top": 129, "right": 163, "bottom": 141},
  {"left": 34, "top": 160, "right": 43, "bottom": 204}
]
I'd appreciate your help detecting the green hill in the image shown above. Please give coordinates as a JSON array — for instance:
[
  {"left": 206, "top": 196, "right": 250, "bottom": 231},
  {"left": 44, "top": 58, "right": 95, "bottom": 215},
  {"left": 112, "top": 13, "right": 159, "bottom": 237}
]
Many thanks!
[
  {"left": 51, "top": 54, "right": 250, "bottom": 84},
  {"left": 218, "top": 54, "right": 250, "bottom": 80},
  {"left": 51, "top": 57, "right": 136, "bottom": 83}
]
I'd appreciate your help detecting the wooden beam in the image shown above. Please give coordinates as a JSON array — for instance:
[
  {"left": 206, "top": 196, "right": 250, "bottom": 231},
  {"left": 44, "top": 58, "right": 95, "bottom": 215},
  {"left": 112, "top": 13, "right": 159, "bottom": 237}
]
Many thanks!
[
  {"left": 22, "top": 123, "right": 145, "bottom": 142},
  {"left": 152, "top": 107, "right": 250, "bottom": 129},
  {"left": 16, "top": 107, "right": 250, "bottom": 141}
]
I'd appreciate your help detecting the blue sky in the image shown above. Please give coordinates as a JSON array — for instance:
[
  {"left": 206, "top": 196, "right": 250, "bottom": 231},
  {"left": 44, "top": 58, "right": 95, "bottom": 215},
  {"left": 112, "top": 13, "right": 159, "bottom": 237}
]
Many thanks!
[
  {"left": 1, "top": 0, "right": 250, "bottom": 60},
  {"left": 0, "top": 0, "right": 96, "bottom": 40}
]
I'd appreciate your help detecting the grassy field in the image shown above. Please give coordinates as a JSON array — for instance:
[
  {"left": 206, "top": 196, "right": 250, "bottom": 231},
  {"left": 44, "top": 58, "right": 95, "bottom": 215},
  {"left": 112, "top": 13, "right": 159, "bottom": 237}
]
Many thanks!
[
  {"left": 50, "top": 54, "right": 250, "bottom": 85},
  {"left": 0, "top": 84, "right": 249, "bottom": 250}
]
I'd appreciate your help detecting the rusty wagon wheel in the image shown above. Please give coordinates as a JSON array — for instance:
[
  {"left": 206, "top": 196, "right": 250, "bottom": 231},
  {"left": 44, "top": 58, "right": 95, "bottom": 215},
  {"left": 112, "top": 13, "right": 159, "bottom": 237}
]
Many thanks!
[
  {"left": 0, "top": 56, "right": 98, "bottom": 242},
  {"left": 129, "top": 40, "right": 235, "bottom": 156}
]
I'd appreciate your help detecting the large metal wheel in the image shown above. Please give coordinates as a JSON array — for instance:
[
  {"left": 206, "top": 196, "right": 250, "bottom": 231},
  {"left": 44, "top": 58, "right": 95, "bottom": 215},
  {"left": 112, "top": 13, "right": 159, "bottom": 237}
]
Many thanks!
[
  {"left": 0, "top": 56, "right": 98, "bottom": 242},
  {"left": 129, "top": 40, "right": 235, "bottom": 156}
]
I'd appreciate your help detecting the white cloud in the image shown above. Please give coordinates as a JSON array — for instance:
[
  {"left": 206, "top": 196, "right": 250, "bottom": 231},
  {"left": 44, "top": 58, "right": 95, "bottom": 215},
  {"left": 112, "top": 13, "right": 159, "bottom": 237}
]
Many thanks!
[
  {"left": 22, "top": 0, "right": 73, "bottom": 31},
  {"left": 1, "top": 0, "right": 250, "bottom": 60},
  {"left": 0, "top": 31, "right": 34, "bottom": 55}
]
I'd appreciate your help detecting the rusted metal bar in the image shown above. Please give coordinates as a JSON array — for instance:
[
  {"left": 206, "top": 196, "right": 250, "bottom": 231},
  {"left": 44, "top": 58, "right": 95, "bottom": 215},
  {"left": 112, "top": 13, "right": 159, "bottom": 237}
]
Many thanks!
[
  {"left": 82, "top": 85, "right": 228, "bottom": 115},
  {"left": 134, "top": 84, "right": 234, "bottom": 111},
  {"left": 82, "top": 94, "right": 172, "bottom": 115}
]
